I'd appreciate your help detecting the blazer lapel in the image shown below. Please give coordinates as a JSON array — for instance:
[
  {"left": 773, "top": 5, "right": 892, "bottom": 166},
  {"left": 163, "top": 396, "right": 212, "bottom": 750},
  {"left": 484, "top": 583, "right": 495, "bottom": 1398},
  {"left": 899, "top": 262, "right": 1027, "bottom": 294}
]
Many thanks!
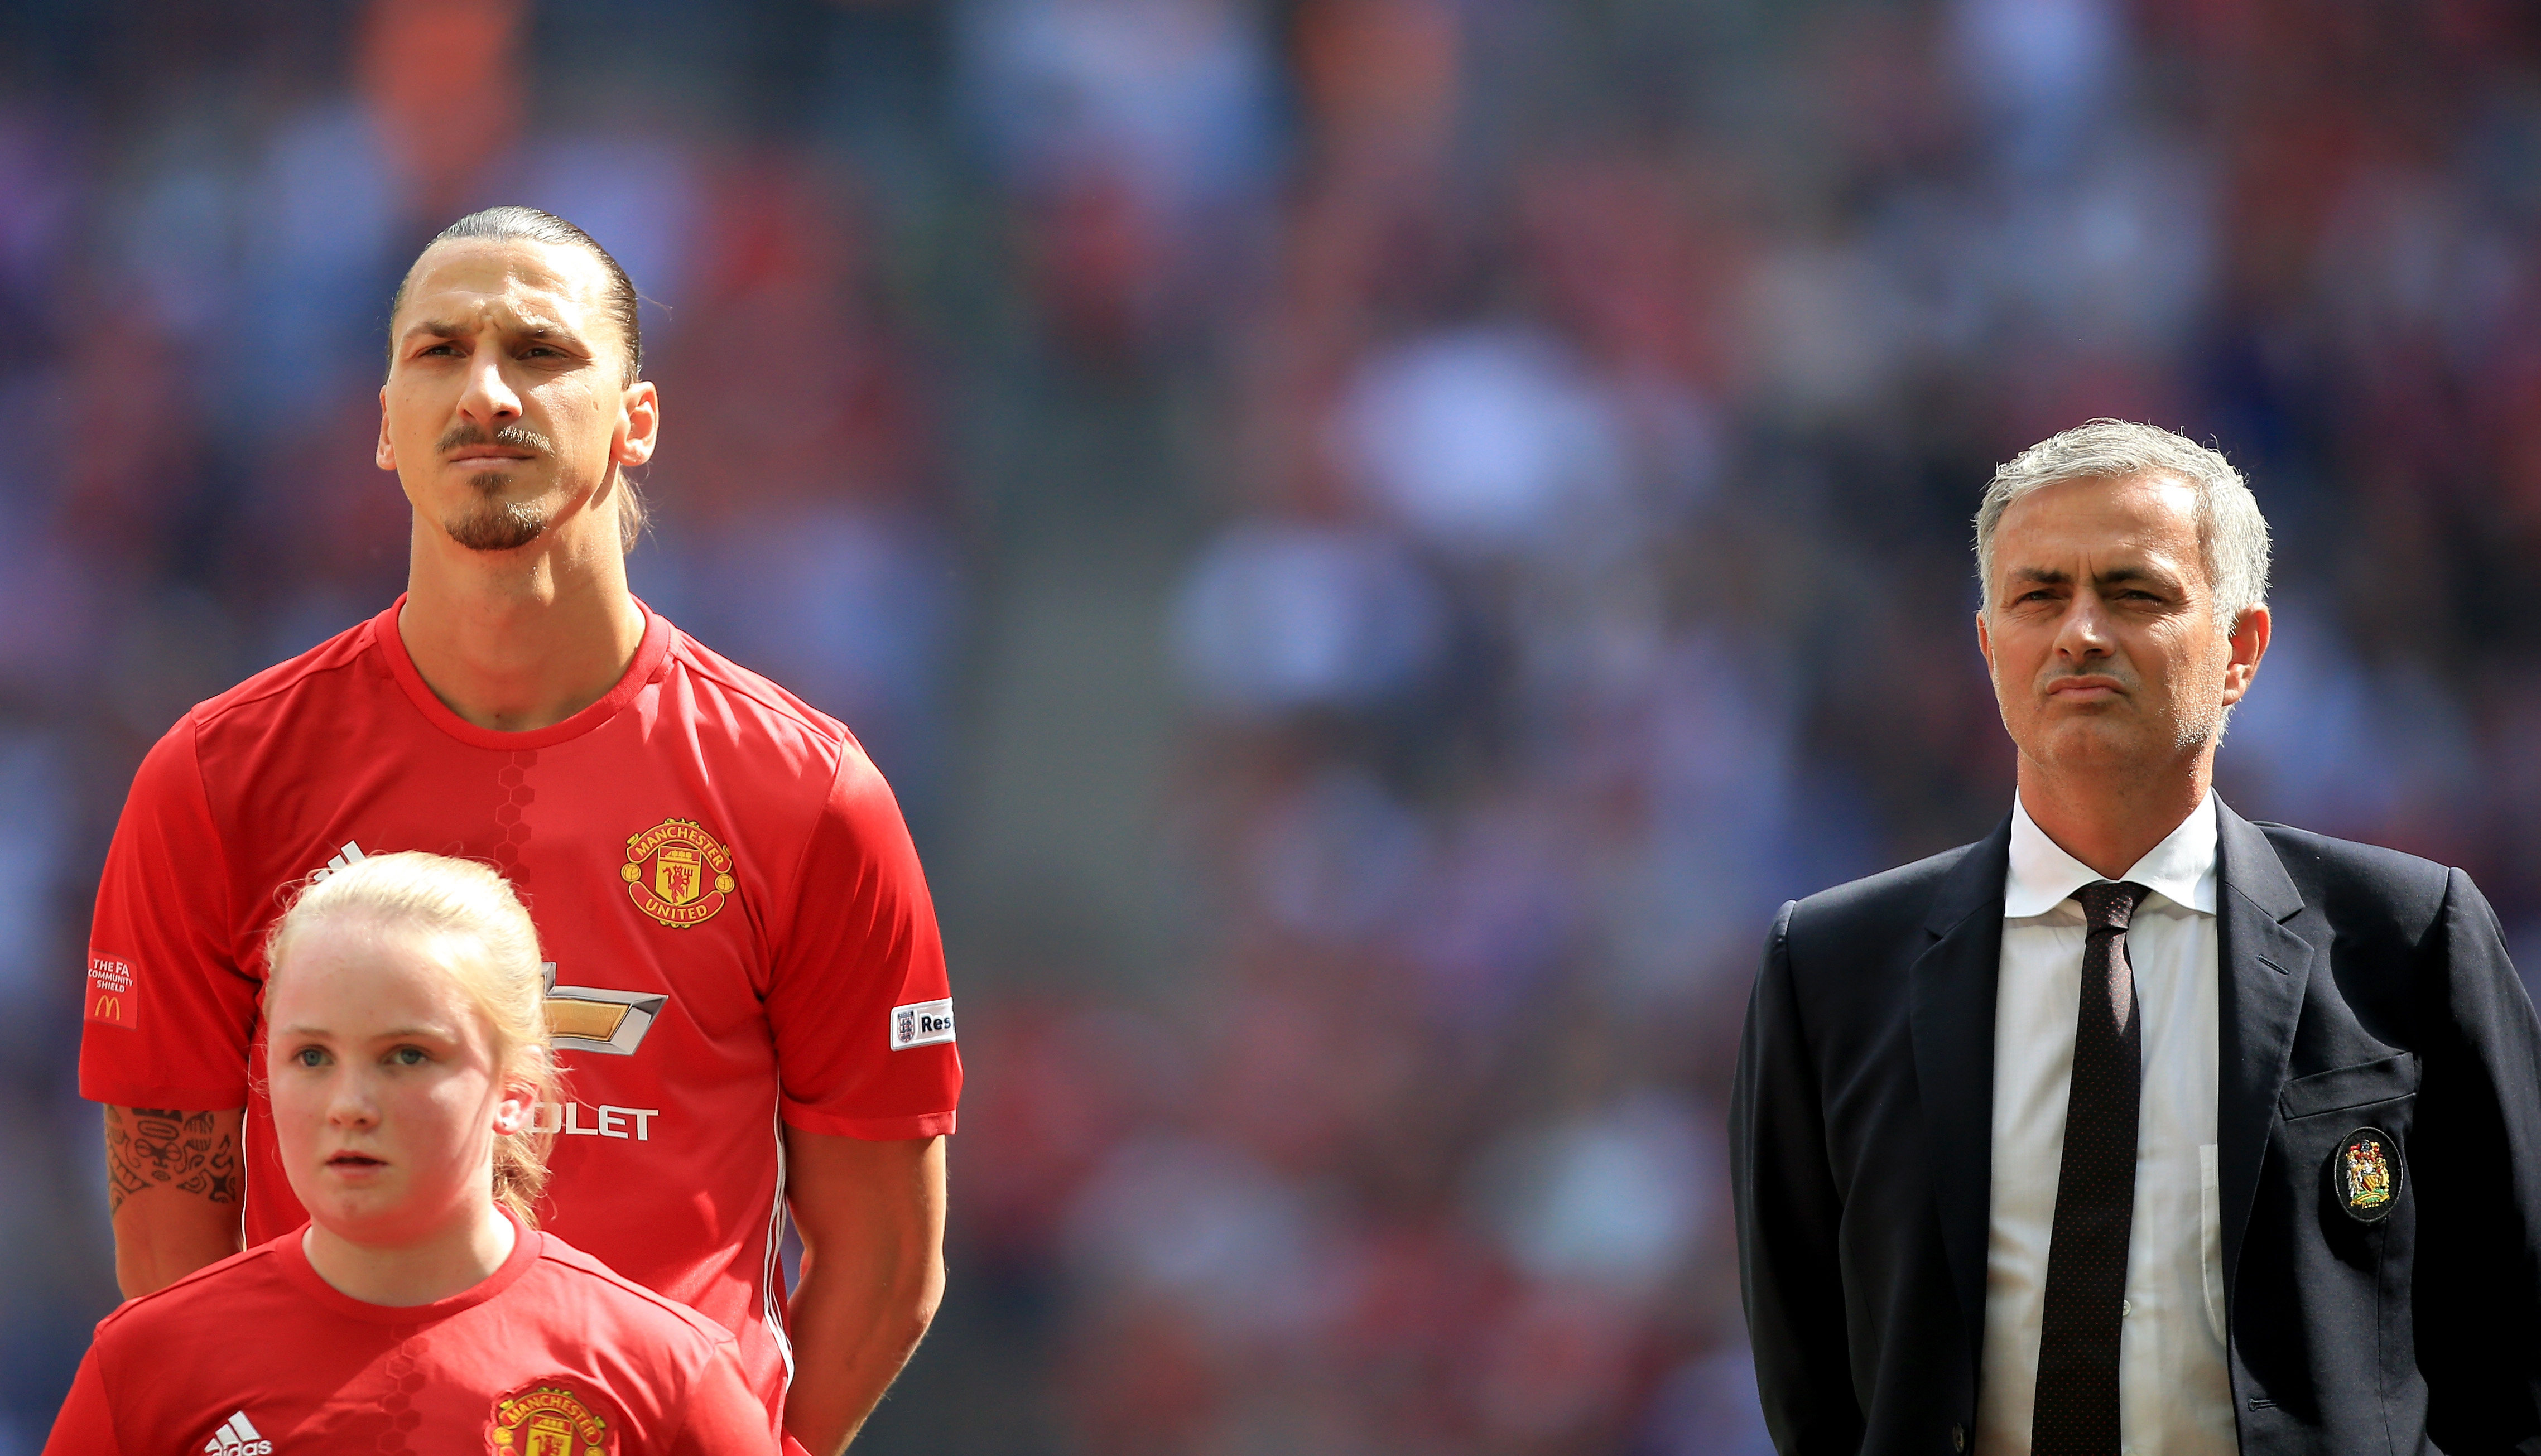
[
  {"left": 1909, "top": 816, "right": 2013, "bottom": 1371},
  {"left": 2212, "top": 798, "right": 2314, "bottom": 1295}
]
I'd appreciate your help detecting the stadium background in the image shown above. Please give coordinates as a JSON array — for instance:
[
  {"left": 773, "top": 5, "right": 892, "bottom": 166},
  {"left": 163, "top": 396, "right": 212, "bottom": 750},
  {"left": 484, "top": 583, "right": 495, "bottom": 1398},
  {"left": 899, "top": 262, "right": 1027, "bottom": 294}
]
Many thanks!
[{"left": 2, "top": 0, "right": 2537, "bottom": 1450}]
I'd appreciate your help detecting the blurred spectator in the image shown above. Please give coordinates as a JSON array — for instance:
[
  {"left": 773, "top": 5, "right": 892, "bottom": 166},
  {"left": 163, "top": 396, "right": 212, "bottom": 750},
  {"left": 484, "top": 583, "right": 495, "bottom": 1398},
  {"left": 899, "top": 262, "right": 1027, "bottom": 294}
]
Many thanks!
[
  {"left": 1336, "top": 325, "right": 1634, "bottom": 563},
  {"left": 957, "top": 0, "right": 1280, "bottom": 359},
  {"left": 359, "top": 0, "right": 523, "bottom": 219},
  {"left": 1172, "top": 518, "right": 1446, "bottom": 713}
]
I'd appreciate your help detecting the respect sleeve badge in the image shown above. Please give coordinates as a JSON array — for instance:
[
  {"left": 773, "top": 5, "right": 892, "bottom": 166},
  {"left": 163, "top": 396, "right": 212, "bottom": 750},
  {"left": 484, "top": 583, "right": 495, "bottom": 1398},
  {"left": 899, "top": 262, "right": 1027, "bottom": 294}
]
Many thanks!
[{"left": 890, "top": 998, "right": 956, "bottom": 1051}]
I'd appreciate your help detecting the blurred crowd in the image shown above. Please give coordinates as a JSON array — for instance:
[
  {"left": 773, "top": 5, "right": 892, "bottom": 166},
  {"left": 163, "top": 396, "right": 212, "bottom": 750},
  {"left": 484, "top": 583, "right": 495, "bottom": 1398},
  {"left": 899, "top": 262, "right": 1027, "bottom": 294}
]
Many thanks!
[{"left": 4, "top": 1, "right": 2541, "bottom": 1452}]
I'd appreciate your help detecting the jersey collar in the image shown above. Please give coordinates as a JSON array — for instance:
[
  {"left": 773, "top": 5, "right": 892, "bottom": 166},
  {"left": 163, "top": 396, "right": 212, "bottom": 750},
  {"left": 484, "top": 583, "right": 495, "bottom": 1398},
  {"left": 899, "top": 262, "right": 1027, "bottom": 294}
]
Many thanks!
[
  {"left": 370, "top": 592, "right": 674, "bottom": 751},
  {"left": 273, "top": 1206, "right": 545, "bottom": 1325}
]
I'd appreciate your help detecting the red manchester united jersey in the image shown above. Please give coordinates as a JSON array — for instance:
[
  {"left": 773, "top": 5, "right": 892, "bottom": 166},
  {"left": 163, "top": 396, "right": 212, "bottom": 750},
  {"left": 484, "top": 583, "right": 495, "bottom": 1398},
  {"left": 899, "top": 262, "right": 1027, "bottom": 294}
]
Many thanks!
[
  {"left": 43, "top": 1214, "right": 771, "bottom": 1455},
  {"left": 78, "top": 597, "right": 961, "bottom": 1411}
]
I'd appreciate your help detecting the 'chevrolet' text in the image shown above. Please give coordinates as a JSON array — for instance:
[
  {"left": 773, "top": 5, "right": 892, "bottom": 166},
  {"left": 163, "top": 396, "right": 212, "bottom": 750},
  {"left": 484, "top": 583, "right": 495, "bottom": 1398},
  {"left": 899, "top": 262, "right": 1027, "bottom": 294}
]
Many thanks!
[{"left": 532, "top": 1101, "right": 662, "bottom": 1141}]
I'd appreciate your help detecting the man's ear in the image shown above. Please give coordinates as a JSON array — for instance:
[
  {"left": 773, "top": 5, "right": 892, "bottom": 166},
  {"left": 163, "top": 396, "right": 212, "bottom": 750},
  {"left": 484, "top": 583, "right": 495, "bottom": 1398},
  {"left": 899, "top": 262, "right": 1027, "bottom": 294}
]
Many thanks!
[
  {"left": 376, "top": 387, "right": 397, "bottom": 472},
  {"left": 2220, "top": 601, "right": 2272, "bottom": 706},
  {"left": 617, "top": 380, "right": 660, "bottom": 467}
]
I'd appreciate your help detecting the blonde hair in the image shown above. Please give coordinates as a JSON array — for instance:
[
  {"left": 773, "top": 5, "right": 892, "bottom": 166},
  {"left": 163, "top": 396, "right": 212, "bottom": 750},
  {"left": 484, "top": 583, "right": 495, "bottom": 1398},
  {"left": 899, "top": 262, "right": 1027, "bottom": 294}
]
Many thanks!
[{"left": 266, "top": 852, "right": 559, "bottom": 1227}]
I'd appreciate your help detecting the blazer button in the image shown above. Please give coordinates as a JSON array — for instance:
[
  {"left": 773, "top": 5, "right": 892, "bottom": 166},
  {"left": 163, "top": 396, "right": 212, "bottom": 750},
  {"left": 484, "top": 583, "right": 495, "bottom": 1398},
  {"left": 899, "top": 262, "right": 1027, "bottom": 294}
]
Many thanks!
[{"left": 1951, "top": 1424, "right": 1966, "bottom": 1452}]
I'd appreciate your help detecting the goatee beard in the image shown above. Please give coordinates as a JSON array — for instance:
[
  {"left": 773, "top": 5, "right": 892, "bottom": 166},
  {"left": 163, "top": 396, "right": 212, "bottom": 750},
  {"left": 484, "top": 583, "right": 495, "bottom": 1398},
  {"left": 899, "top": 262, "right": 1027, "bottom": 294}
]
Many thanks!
[
  {"left": 446, "top": 484, "right": 550, "bottom": 552},
  {"left": 435, "top": 421, "right": 558, "bottom": 553}
]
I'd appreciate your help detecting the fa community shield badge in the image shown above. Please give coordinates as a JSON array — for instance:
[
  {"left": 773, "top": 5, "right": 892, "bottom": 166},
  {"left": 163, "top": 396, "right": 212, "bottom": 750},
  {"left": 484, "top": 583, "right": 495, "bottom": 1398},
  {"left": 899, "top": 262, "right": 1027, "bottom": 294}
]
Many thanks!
[
  {"left": 488, "top": 1381, "right": 611, "bottom": 1456},
  {"left": 2333, "top": 1126, "right": 2402, "bottom": 1224},
  {"left": 620, "top": 818, "right": 737, "bottom": 929}
]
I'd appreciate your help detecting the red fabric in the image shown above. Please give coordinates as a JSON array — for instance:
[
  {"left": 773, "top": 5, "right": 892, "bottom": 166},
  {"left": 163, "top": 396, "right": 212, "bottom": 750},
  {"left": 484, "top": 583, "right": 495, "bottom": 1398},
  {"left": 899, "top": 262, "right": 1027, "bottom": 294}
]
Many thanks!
[
  {"left": 43, "top": 1218, "right": 769, "bottom": 1455},
  {"left": 42, "top": 1348, "right": 116, "bottom": 1456},
  {"left": 79, "top": 596, "right": 961, "bottom": 1415}
]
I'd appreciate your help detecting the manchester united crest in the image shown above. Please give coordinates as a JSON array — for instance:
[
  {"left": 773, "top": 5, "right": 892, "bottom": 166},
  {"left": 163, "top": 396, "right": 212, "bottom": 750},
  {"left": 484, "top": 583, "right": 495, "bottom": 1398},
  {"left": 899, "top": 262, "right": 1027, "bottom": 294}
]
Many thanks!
[
  {"left": 620, "top": 818, "right": 737, "bottom": 929},
  {"left": 488, "top": 1380, "right": 612, "bottom": 1456},
  {"left": 2333, "top": 1126, "right": 2402, "bottom": 1224}
]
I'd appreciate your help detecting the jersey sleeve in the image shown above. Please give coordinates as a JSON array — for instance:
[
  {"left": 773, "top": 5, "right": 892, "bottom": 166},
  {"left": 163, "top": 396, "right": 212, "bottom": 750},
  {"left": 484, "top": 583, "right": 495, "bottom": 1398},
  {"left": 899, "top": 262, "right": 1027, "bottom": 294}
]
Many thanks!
[
  {"left": 41, "top": 1347, "right": 123, "bottom": 1456},
  {"left": 763, "top": 749, "right": 960, "bottom": 1141},
  {"left": 79, "top": 716, "right": 258, "bottom": 1110}
]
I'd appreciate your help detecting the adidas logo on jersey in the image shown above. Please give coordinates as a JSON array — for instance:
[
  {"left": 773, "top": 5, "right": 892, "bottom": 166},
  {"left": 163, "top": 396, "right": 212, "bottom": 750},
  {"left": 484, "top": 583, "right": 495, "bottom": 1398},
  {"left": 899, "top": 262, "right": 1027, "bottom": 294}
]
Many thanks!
[
  {"left": 204, "top": 1410, "right": 272, "bottom": 1454},
  {"left": 309, "top": 840, "right": 368, "bottom": 883}
]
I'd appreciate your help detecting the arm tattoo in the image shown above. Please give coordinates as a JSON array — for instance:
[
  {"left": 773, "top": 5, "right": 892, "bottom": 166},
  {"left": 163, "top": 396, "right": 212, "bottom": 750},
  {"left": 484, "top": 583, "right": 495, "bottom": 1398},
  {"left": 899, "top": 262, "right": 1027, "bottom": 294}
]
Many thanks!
[{"left": 104, "top": 1107, "right": 239, "bottom": 1215}]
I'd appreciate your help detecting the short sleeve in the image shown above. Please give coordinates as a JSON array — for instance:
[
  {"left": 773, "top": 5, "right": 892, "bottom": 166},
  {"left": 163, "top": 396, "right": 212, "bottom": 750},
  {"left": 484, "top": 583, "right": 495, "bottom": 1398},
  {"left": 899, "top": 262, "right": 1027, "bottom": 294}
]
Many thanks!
[
  {"left": 764, "top": 749, "right": 960, "bottom": 1140},
  {"left": 78, "top": 717, "right": 258, "bottom": 1110},
  {"left": 666, "top": 1340, "right": 776, "bottom": 1456},
  {"left": 41, "top": 1345, "right": 122, "bottom": 1456}
]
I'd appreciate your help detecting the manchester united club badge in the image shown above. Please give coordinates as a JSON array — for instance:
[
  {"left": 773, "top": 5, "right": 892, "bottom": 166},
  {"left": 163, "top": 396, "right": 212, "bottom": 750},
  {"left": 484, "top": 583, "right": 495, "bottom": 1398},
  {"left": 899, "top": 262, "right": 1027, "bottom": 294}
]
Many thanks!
[
  {"left": 488, "top": 1380, "right": 612, "bottom": 1456},
  {"left": 620, "top": 818, "right": 737, "bottom": 929},
  {"left": 2333, "top": 1126, "right": 2402, "bottom": 1224}
]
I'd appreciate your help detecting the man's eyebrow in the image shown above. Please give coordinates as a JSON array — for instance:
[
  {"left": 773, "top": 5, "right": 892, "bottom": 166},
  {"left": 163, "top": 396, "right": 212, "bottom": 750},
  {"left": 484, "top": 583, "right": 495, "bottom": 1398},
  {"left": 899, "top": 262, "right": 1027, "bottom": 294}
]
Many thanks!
[
  {"left": 2008, "top": 566, "right": 2070, "bottom": 585},
  {"left": 511, "top": 321, "right": 593, "bottom": 348},
  {"left": 399, "top": 318, "right": 587, "bottom": 346}
]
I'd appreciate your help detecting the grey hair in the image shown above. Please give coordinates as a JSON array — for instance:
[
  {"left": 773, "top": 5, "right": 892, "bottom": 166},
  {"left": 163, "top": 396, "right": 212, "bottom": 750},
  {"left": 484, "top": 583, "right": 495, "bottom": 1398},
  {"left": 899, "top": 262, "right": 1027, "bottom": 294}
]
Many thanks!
[{"left": 1974, "top": 419, "right": 2270, "bottom": 633}]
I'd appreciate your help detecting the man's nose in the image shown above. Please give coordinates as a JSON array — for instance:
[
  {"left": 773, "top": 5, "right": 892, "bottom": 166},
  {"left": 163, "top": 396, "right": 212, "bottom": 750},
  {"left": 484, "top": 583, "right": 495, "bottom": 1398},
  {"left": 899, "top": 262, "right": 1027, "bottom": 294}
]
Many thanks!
[
  {"left": 2054, "top": 591, "right": 2115, "bottom": 658},
  {"left": 457, "top": 351, "right": 522, "bottom": 427}
]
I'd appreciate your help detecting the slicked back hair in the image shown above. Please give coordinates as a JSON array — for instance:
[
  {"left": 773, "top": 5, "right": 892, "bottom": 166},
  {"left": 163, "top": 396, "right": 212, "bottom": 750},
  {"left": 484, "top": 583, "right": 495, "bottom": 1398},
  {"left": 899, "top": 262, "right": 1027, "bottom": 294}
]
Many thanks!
[
  {"left": 388, "top": 206, "right": 643, "bottom": 383},
  {"left": 387, "top": 206, "right": 650, "bottom": 551},
  {"left": 1974, "top": 419, "right": 2270, "bottom": 634}
]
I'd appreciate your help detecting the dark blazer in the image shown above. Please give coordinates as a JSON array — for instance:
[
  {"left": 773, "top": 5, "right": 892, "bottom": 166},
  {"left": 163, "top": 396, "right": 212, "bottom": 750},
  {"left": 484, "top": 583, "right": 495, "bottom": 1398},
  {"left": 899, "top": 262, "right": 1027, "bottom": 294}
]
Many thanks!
[{"left": 1730, "top": 799, "right": 2541, "bottom": 1456}]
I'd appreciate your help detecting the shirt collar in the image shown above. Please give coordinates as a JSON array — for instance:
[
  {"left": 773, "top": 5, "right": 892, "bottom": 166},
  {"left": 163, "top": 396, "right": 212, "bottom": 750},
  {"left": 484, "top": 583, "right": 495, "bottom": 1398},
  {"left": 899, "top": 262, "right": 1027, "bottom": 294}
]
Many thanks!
[{"left": 2005, "top": 789, "right": 2217, "bottom": 918}]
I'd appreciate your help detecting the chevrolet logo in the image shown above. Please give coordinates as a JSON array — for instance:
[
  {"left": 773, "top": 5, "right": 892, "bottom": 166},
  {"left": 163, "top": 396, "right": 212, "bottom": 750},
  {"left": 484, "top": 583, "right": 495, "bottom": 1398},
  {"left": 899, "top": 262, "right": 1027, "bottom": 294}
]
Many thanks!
[{"left": 541, "top": 964, "right": 666, "bottom": 1056}]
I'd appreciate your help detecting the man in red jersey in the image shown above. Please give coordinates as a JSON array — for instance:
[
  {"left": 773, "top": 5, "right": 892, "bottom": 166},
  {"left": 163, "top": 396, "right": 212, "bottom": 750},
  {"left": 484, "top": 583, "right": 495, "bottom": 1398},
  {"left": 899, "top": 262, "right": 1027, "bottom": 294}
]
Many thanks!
[{"left": 78, "top": 206, "right": 956, "bottom": 1455}]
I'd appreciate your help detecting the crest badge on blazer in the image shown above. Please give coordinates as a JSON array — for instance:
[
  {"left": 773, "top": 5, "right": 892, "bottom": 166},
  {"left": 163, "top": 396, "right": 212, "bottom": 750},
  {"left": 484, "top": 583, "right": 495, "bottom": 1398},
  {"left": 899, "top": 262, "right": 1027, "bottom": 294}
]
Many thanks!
[{"left": 2333, "top": 1126, "right": 2402, "bottom": 1224}]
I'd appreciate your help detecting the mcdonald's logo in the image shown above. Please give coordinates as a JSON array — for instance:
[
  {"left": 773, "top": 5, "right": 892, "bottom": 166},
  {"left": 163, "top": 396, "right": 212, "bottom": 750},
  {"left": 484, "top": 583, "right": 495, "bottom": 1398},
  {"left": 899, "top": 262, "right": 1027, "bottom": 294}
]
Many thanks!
[{"left": 86, "top": 953, "right": 137, "bottom": 1029}]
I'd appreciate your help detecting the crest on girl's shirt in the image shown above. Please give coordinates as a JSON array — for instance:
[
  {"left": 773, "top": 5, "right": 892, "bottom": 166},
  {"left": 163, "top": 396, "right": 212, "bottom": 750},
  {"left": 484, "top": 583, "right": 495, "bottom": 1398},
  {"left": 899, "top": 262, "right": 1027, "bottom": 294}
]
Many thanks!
[
  {"left": 488, "top": 1380, "right": 612, "bottom": 1456},
  {"left": 620, "top": 818, "right": 735, "bottom": 928}
]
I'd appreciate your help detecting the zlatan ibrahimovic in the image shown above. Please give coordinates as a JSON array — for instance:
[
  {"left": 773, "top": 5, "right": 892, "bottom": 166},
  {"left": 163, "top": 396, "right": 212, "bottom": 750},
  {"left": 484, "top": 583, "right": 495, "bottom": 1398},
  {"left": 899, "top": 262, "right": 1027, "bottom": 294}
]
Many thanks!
[{"left": 76, "top": 208, "right": 957, "bottom": 1456}]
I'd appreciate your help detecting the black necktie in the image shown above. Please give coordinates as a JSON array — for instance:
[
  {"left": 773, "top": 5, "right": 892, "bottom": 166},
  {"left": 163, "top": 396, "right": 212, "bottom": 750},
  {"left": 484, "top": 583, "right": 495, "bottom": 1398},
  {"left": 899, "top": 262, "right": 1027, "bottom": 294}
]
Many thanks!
[{"left": 2032, "top": 879, "right": 2149, "bottom": 1455}]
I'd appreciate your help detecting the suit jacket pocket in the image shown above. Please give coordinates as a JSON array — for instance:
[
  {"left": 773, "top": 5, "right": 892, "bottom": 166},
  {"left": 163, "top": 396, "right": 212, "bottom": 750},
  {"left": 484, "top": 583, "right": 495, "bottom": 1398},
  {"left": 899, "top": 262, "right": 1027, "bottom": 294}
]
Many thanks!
[{"left": 2279, "top": 1053, "right": 2420, "bottom": 1120}]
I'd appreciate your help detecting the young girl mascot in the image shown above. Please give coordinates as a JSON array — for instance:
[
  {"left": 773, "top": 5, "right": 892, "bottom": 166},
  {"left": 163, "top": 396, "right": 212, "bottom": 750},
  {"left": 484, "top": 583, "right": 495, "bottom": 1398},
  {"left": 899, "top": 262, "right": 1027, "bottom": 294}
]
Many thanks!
[{"left": 47, "top": 851, "right": 772, "bottom": 1454}]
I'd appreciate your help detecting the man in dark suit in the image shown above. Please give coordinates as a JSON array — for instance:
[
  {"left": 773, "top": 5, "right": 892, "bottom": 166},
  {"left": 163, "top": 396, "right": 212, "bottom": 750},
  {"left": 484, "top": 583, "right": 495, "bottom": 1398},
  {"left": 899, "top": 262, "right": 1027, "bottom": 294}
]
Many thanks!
[{"left": 1731, "top": 419, "right": 2541, "bottom": 1456}]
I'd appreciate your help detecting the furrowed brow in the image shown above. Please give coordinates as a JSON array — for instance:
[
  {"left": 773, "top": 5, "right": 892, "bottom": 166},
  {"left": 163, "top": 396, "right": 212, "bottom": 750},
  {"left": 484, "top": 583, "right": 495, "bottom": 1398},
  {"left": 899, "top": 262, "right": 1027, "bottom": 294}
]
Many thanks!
[
  {"left": 512, "top": 322, "right": 591, "bottom": 352},
  {"left": 2093, "top": 563, "right": 2183, "bottom": 591}
]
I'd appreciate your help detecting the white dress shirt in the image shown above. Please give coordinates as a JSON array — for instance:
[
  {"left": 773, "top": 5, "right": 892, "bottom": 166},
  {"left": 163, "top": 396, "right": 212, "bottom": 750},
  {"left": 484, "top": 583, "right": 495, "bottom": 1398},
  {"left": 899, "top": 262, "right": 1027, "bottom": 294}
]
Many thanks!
[{"left": 1975, "top": 792, "right": 2235, "bottom": 1456}]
